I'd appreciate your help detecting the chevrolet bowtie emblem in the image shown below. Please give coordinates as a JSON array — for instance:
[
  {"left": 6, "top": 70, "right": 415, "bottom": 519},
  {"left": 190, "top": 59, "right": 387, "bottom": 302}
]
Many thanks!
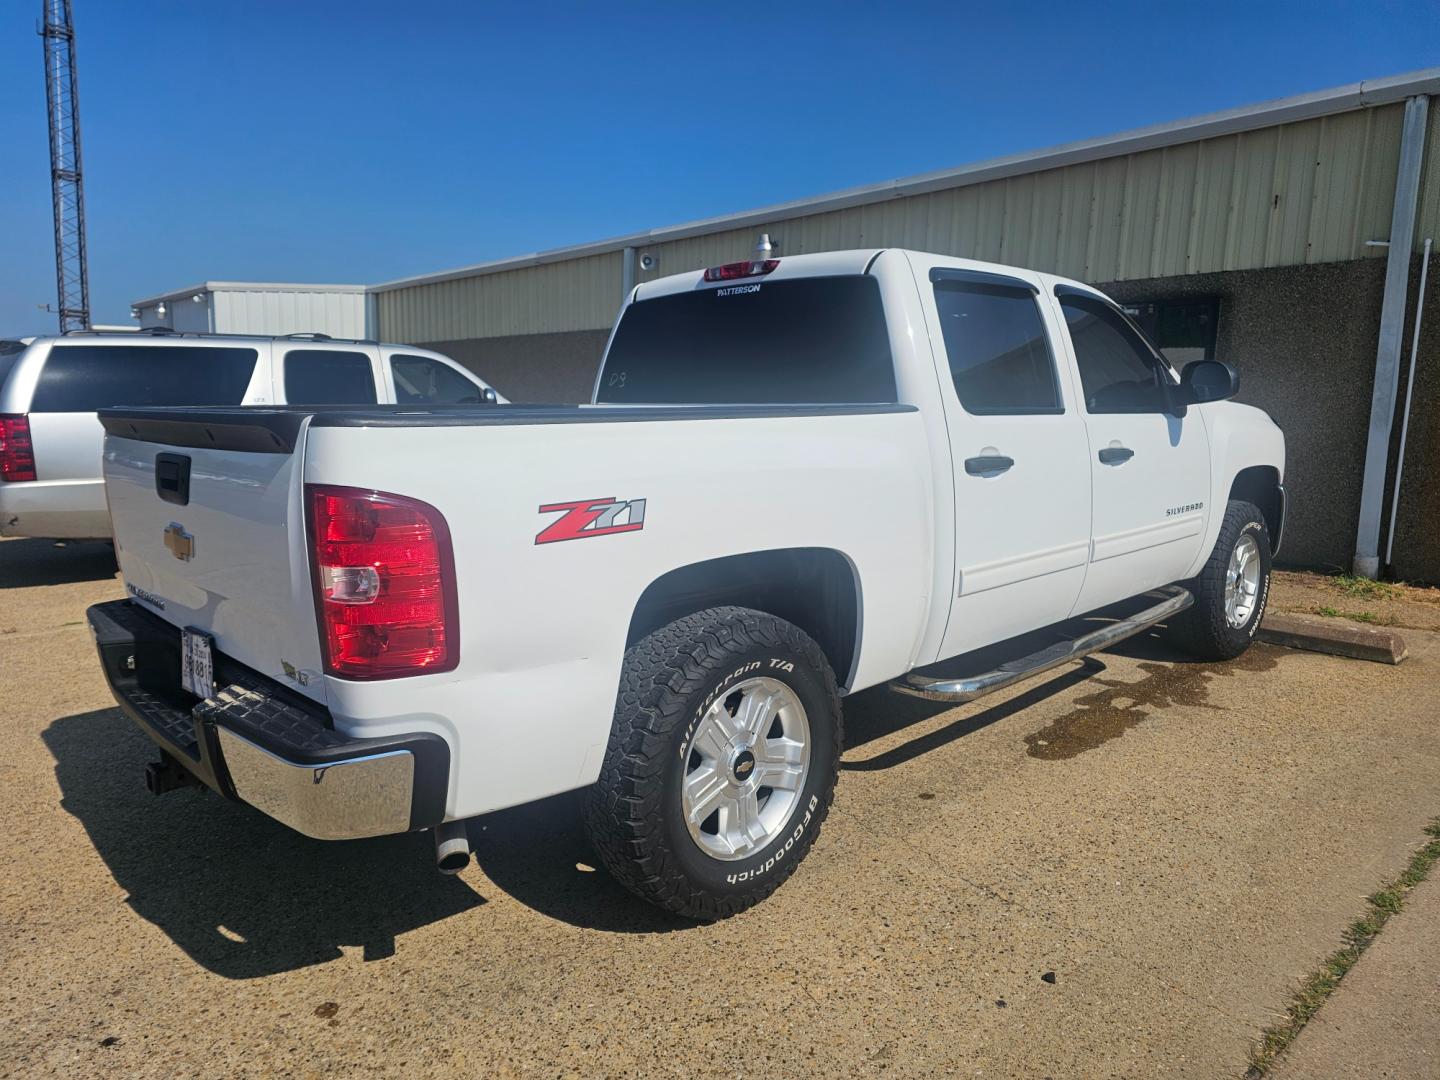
[{"left": 164, "top": 522, "right": 194, "bottom": 561}]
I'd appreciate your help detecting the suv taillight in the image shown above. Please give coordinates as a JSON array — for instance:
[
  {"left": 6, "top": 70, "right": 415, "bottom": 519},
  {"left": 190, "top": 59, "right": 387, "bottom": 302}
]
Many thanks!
[
  {"left": 306, "top": 485, "right": 459, "bottom": 679},
  {"left": 0, "top": 415, "right": 36, "bottom": 482}
]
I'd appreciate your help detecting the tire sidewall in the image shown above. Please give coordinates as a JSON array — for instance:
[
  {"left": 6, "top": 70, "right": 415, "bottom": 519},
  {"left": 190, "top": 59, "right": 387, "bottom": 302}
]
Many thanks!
[
  {"left": 660, "top": 639, "right": 837, "bottom": 897},
  {"left": 1221, "top": 515, "right": 1272, "bottom": 646}
]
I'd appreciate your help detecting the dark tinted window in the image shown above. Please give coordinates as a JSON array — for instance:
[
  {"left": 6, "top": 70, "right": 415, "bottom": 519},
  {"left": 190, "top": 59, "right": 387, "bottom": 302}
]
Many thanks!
[
  {"left": 0, "top": 342, "right": 25, "bottom": 388},
  {"left": 1060, "top": 294, "right": 1173, "bottom": 413},
  {"left": 392, "top": 354, "right": 484, "bottom": 404},
  {"left": 30, "top": 345, "right": 258, "bottom": 411},
  {"left": 597, "top": 275, "right": 896, "bottom": 405},
  {"left": 934, "top": 281, "right": 1061, "bottom": 414},
  {"left": 283, "top": 350, "right": 377, "bottom": 405}
]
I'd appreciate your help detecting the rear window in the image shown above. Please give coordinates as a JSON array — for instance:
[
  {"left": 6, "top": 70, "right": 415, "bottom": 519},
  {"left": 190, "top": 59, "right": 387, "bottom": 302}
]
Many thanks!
[
  {"left": 30, "top": 345, "right": 258, "bottom": 412},
  {"left": 597, "top": 275, "right": 896, "bottom": 405},
  {"left": 283, "top": 349, "right": 377, "bottom": 405},
  {"left": 0, "top": 342, "right": 25, "bottom": 388}
]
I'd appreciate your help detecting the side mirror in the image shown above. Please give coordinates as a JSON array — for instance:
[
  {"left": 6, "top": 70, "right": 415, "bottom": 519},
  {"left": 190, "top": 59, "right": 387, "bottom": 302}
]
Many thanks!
[
  {"left": 480, "top": 387, "right": 499, "bottom": 405},
  {"left": 1178, "top": 359, "right": 1239, "bottom": 406}
]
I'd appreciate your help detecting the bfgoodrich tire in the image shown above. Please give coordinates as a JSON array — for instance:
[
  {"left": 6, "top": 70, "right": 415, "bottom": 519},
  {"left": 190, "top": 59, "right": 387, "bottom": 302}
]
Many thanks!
[
  {"left": 583, "top": 606, "right": 842, "bottom": 920},
  {"left": 1165, "top": 499, "right": 1272, "bottom": 661}
]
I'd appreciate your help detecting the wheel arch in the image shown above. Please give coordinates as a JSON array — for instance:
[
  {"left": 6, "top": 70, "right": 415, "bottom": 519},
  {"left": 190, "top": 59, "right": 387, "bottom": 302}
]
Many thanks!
[
  {"left": 1228, "top": 464, "right": 1284, "bottom": 555},
  {"left": 626, "top": 548, "right": 863, "bottom": 691}
]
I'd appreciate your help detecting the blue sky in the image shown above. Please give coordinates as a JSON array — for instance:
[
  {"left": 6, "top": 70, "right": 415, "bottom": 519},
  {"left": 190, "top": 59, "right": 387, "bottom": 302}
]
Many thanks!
[{"left": 1, "top": 1, "right": 1437, "bottom": 335}]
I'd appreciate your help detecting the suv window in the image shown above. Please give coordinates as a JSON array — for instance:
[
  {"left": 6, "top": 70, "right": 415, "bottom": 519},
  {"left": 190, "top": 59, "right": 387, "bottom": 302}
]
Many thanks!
[
  {"left": 0, "top": 341, "right": 25, "bottom": 388},
  {"left": 934, "top": 280, "right": 1061, "bottom": 414},
  {"left": 392, "top": 354, "right": 484, "bottom": 404},
  {"left": 283, "top": 349, "right": 377, "bottom": 405},
  {"left": 30, "top": 345, "right": 258, "bottom": 411},
  {"left": 1059, "top": 294, "right": 1174, "bottom": 413},
  {"left": 597, "top": 275, "right": 896, "bottom": 405}
]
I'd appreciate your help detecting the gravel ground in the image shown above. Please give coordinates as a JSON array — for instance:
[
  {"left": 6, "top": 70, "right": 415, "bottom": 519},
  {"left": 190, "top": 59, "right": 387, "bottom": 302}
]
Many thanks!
[{"left": 2, "top": 536, "right": 1438, "bottom": 1078}]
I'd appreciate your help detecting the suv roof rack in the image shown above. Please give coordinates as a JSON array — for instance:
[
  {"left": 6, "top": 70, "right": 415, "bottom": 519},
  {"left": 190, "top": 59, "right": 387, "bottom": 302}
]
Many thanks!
[
  {"left": 61, "top": 326, "right": 181, "bottom": 336},
  {"left": 50, "top": 328, "right": 384, "bottom": 346}
]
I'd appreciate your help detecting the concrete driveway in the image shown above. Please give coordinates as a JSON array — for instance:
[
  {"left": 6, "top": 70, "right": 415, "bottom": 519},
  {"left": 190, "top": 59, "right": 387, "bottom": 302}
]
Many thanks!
[{"left": 2, "top": 536, "right": 1438, "bottom": 1078}]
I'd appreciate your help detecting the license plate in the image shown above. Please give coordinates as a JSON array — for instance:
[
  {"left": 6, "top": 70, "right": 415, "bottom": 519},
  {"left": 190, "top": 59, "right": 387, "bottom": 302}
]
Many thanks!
[{"left": 181, "top": 627, "right": 215, "bottom": 699}]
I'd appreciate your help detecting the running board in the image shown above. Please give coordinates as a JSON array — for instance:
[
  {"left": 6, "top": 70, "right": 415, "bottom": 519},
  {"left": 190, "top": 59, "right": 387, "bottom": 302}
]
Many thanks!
[{"left": 891, "top": 586, "right": 1194, "bottom": 704}]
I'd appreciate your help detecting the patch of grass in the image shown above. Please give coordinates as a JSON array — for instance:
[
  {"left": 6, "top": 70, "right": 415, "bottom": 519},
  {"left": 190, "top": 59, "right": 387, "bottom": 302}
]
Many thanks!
[
  {"left": 1245, "top": 819, "right": 1440, "bottom": 1078},
  {"left": 1314, "top": 605, "right": 1382, "bottom": 624},
  {"left": 1332, "top": 574, "right": 1401, "bottom": 601}
]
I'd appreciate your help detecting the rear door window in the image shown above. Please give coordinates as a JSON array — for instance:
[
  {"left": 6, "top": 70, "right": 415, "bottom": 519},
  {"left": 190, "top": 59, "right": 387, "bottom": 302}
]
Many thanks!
[
  {"left": 934, "top": 279, "right": 1061, "bottom": 414},
  {"left": 597, "top": 275, "right": 896, "bottom": 405},
  {"left": 30, "top": 345, "right": 259, "bottom": 411},
  {"left": 283, "top": 349, "right": 377, "bottom": 405},
  {"left": 391, "top": 354, "right": 485, "bottom": 404}
]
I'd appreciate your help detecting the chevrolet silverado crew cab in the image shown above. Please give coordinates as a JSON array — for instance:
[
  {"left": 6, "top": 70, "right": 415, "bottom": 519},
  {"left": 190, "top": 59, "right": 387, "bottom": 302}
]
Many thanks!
[
  {"left": 0, "top": 330, "right": 502, "bottom": 540},
  {"left": 86, "top": 249, "right": 1284, "bottom": 920}
]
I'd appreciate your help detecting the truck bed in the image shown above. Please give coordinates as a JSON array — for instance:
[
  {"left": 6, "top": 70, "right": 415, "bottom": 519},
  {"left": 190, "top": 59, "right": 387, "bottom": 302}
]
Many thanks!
[{"left": 97, "top": 399, "right": 933, "bottom": 820}]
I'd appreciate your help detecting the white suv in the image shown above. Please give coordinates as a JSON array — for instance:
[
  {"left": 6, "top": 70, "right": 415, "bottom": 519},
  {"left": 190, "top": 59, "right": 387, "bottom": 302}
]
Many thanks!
[{"left": 0, "top": 331, "right": 504, "bottom": 540}]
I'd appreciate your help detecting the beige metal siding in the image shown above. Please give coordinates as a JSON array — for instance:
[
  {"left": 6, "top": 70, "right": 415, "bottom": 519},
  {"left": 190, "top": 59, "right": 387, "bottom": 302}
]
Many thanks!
[
  {"left": 634, "top": 103, "right": 1408, "bottom": 289},
  {"left": 375, "top": 252, "right": 623, "bottom": 343},
  {"left": 1418, "top": 99, "right": 1440, "bottom": 244},
  {"left": 211, "top": 289, "right": 367, "bottom": 338},
  {"left": 375, "top": 100, "right": 1420, "bottom": 343}
]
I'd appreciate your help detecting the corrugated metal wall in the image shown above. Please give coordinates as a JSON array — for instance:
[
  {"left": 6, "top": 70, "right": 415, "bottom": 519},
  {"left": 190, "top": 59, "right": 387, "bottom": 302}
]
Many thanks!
[
  {"left": 376, "top": 253, "right": 622, "bottom": 344},
  {"left": 212, "top": 289, "right": 367, "bottom": 338},
  {"left": 376, "top": 99, "right": 1440, "bottom": 343}
]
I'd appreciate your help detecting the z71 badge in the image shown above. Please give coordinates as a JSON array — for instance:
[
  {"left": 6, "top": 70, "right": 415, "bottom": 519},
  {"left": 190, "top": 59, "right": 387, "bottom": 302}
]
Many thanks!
[{"left": 536, "top": 497, "right": 647, "bottom": 545}]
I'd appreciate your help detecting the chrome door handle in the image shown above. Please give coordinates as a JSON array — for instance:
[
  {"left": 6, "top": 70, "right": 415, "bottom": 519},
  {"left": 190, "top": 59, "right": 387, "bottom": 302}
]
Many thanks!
[
  {"left": 964, "top": 455, "right": 1015, "bottom": 475},
  {"left": 1098, "top": 447, "right": 1135, "bottom": 465}
]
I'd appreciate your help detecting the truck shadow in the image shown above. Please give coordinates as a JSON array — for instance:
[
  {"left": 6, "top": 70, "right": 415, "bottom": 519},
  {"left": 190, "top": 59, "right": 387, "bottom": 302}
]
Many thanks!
[
  {"left": 842, "top": 659, "right": 1106, "bottom": 770},
  {"left": 43, "top": 708, "right": 486, "bottom": 980},
  {"left": 464, "top": 793, "right": 701, "bottom": 934},
  {"left": 0, "top": 538, "right": 117, "bottom": 589},
  {"left": 842, "top": 622, "right": 1281, "bottom": 771}
]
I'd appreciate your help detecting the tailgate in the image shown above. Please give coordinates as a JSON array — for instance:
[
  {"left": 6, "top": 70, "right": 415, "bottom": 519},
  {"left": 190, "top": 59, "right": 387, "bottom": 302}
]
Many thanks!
[{"left": 100, "top": 408, "right": 327, "bottom": 705}]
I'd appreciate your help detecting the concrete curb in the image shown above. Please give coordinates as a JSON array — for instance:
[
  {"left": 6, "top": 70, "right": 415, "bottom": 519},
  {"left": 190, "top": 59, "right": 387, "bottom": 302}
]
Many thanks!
[{"left": 1258, "top": 612, "right": 1408, "bottom": 664}]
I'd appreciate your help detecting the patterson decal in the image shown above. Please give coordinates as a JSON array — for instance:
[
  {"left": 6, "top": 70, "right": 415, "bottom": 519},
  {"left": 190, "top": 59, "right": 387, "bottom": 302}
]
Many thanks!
[{"left": 536, "top": 497, "right": 647, "bottom": 545}]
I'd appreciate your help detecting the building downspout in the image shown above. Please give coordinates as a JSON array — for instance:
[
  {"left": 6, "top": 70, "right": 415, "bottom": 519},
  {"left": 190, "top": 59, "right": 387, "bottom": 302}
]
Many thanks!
[
  {"left": 363, "top": 291, "right": 379, "bottom": 339},
  {"left": 621, "top": 246, "right": 637, "bottom": 305},
  {"left": 1353, "top": 93, "right": 1430, "bottom": 579}
]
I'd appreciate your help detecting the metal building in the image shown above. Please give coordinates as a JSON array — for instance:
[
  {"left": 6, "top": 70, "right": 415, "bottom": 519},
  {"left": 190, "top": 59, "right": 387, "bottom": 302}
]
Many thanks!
[
  {"left": 130, "top": 282, "right": 371, "bottom": 338},
  {"left": 366, "top": 69, "right": 1440, "bottom": 582}
]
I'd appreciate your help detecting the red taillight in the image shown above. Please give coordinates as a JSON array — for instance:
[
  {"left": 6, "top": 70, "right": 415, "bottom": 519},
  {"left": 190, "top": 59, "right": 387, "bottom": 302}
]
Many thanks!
[
  {"left": 0, "top": 415, "right": 36, "bottom": 483},
  {"left": 306, "top": 485, "right": 459, "bottom": 679},
  {"left": 702, "top": 258, "right": 780, "bottom": 282}
]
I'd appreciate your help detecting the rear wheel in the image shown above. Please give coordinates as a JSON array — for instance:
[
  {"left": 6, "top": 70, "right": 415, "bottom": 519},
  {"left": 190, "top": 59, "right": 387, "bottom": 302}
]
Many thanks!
[
  {"left": 583, "top": 606, "right": 842, "bottom": 920},
  {"left": 1165, "top": 499, "right": 1272, "bottom": 661}
]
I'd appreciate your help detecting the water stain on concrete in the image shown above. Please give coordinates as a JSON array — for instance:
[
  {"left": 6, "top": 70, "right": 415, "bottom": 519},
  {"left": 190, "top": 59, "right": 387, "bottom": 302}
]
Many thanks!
[{"left": 1024, "top": 644, "right": 1282, "bottom": 760}]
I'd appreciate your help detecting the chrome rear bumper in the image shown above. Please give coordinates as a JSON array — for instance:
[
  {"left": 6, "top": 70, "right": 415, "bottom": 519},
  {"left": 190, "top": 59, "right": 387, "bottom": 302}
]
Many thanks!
[
  {"left": 87, "top": 599, "right": 450, "bottom": 840},
  {"left": 212, "top": 694, "right": 417, "bottom": 840}
]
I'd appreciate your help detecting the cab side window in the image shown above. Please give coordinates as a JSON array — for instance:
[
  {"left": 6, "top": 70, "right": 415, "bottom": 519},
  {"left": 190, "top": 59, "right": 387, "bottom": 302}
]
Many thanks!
[
  {"left": 933, "top": 277, "right": 1062, "bottom": 415},
  {"left": 1059, "top": 294, "right": 1174, "bottom": 413},
  {"left": 283, "top": 349, "right": 377, "bottom": 405},
  {"left": 391, "top": 354, "right": 484, "bottom": 404}
]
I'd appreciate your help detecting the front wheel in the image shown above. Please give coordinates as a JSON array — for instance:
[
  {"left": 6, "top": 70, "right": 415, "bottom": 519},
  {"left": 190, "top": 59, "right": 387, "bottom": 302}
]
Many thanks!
[
  {"left": 1165, "top": 499, "right": 1272, "bottom": 661},
  {"left": 583, "top": 606, "right": 842, "bottom": 920}
]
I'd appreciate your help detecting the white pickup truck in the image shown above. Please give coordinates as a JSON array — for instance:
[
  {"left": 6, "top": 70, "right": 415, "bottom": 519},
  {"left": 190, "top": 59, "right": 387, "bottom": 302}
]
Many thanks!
[{"left": 87, "top": 249, "right": 1285, "bottom": 920}]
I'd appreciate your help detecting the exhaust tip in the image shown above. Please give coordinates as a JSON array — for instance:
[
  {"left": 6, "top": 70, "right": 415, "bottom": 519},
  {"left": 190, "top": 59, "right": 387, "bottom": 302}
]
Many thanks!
[
  {"left": 437, "top": 848, "right": 470, "bottom": 874},
  {"left": 433, "top": 820, "right": 470, "bottom": 875}
]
